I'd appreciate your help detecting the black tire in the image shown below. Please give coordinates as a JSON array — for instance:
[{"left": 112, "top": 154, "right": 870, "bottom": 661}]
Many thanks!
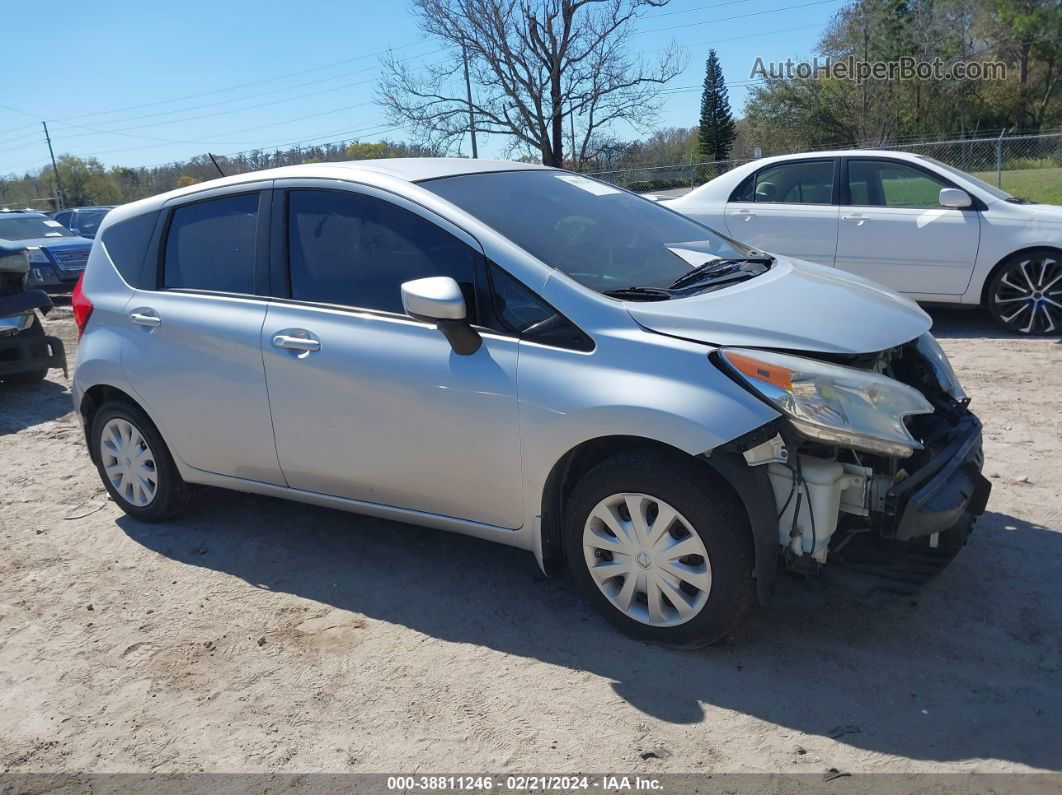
[
  {"left": 1, "top": 316, "right": 48, "bottom": 385},
  {"left": 90, "top": 399, "right": 188, "bottom": 521},
  {"left": 985, "top": 249, "right": 1062, "bottom": 335},
  {"left": 563, "top": 450, "right": 756, "bottom": 648}
]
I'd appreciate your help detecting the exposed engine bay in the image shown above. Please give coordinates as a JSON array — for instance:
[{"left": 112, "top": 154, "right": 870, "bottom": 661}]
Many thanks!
[{"left": 732, "top": 337, "right": 991, "bottom": 599}]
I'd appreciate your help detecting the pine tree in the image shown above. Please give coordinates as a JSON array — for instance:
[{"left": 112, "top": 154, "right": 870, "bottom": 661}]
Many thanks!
[{"left": 698, "top": 50, "right": 736, "bottom": 163}]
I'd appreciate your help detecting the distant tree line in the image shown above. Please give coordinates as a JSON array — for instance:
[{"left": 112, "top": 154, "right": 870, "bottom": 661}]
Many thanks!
[{"left": 0, "top": 140, "right": 438, "bottom": 210}]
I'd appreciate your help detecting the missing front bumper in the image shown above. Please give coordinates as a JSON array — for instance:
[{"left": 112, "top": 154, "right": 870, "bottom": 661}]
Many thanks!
[{"left": 881, "top": 415, "right": 991, "bottom": 542}]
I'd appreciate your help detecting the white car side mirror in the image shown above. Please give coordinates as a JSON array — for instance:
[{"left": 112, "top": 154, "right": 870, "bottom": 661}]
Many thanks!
[{"left": 939, "top": 187, "right": 972, "bottom": 209}]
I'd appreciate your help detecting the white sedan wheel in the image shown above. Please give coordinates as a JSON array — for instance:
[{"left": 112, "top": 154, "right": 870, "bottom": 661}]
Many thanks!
[{"left": 582, "top": 492, "right": 712, "bottom": 627}]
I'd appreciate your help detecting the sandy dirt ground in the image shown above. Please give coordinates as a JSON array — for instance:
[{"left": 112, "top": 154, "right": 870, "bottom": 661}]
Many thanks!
[{"left": 0, "top": 306, "right": 1059, "bottom": 776}]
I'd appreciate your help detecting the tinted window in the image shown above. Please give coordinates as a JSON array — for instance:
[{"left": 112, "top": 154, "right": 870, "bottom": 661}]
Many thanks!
[
  {"left": 100, "top": 210, "right": 159, "bottom": 288},
  {"left": 847, "top": 160, "right": 950, "bottom": 208},
  {"left": 72, "top": 208, "right": 110, "bottom": 236},
  {"left": 490, "top": 266, "right": 591, "bottom": 351},
  {"left": 752, "top": 161, "right": 834, "bottom": 204},
  {"left": 422, "top": 171, "right": 751, "bottom": 295},
  {"left": 163, "top": 194, "right": 258, "bottom": 293},
  {"left": 287, "top": 189, "right": 477, "bottom": 315}
]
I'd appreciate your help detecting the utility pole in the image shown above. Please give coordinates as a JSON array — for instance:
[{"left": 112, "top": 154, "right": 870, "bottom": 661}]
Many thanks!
[
  {"left": 42, "top": 121, "right": 64, "bottom": 209},
  {"left": 461, "top": 41, "right": 478, "bottom": 158}
]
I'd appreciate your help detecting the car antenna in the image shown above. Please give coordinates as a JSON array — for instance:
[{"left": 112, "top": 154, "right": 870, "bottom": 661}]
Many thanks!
[{"left": 208, "top": 153, "right": 226, "bottom": 178}]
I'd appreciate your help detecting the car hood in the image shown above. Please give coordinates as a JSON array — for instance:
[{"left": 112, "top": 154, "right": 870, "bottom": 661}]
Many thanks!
[{"left": 625, "top": 256, "right": 932, "bottom": 354}]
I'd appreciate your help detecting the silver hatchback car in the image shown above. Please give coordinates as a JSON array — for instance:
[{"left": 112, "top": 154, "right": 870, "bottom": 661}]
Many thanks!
[{"left": 73, "top": 159, "right": 990, "bottom": 647}]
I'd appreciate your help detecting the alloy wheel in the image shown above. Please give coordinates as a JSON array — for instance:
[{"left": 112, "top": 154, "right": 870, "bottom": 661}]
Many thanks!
[
  {"left": 582, "top": 493, "right": 711, "bottom": 627},
  {"left": 100, "top": 417, "right": 158, "bottom": 508},
  {"left": 991, "top": 256, "right": 1062, "bottom": 334}
]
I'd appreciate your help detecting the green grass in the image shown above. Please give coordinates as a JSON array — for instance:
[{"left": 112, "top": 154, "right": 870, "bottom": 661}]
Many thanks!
[{"left": 971, "top": 167, "right": 1062, "bottom": 205}]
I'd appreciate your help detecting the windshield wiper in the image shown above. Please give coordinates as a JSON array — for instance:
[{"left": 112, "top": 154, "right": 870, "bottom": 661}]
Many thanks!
[
  {"left": 601, "top": 286, "right": 675, "bottom": 301},
  {"left": 667, "top": 256, "right": 774, "bottom": 291},
  {"left": 1005, "top": 196, "right": 1036, "bottom": 204}
]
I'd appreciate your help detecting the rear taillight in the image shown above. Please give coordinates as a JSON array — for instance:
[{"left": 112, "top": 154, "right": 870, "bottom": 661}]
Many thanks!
[{"left": 71, "top": 273, "right": 93, "bottom": 338}]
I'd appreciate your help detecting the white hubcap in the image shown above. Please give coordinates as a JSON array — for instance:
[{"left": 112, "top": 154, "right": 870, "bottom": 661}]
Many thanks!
[
  {"left": 582, "top": 493, "right": 711, "bottom": 627},
  {"left": 100, "top": 418, "right": 158, "bottom": 507}
]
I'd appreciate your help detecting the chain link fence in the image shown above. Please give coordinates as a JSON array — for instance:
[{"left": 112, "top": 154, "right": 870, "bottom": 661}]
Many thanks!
[{"left": 586, "top": 130, "right": 1062, "bottom": 203}]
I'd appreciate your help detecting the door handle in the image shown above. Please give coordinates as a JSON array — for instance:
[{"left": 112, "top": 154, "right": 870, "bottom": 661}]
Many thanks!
[
  {"left": 733, "top": 209, "right": 756, "bottom": 220},
  {"left": 842, "top": 214, "right": 868, "bottom": 223},
  {"left": 129, "top": 309, "right": 161, "bottom": 327},
  {"left": 272, "top": 333, "right": 321, "bottom": 352}
]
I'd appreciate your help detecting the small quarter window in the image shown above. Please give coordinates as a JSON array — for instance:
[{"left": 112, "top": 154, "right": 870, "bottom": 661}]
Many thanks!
[{"left": 489, "top": 266, "right": 592, "bottom": 351}]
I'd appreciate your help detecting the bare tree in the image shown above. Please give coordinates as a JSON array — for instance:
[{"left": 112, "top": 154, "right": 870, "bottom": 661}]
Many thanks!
[{"left": 378, "top": 0, "right": 685, "bottom": 167}]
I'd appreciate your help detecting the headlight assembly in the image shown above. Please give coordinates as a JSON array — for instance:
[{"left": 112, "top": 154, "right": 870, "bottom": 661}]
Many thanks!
[{"left": 719, "top": 348, "right": 933, "bottom": 457}]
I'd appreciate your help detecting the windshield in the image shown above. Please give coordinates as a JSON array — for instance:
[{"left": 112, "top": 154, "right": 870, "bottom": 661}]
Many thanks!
[
  {"left": 421, "top": 170, "right": 753, "bottom": 293},
  {"left": 73, "top": 208, "right": 110, "bottom": 236},
  {"left": 916, "top": 155, "right": 1013, "bottom": 201},
  {"left": 0, "top": 215, "right": 78, "bottom": 241}
]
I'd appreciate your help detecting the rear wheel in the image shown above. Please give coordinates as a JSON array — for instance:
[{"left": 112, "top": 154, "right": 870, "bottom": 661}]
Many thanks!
[
  {"left": 564, "top": 450, "right": 755, "bottom": 648},
  {"left": 90, "top": 400, "right": 188, "bottom": 521},
  {"left": 1, "top": 316, "right": 48, "bottom": 385},
  {"left": 986, "top": 250, "right": 1062, "bottom": 335}
]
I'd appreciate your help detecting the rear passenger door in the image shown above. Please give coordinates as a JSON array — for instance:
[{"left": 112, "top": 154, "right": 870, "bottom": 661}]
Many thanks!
[
  {"left": 260, "top": 180, "right": 522, "bottom": 528},
  {"left": 121, "top": 184, "right": 285, "bottom": 485},
  {"left": 724, "top": 158, "right": 840, "bottom": 265}
]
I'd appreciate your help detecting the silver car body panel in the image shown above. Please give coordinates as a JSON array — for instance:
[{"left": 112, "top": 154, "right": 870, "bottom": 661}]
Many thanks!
[
  {"left": 626, "top": 256, "right": 932, "bottom": 354},
  {"left": 75, "top": 158, "right": 925, "bottom": 562}
]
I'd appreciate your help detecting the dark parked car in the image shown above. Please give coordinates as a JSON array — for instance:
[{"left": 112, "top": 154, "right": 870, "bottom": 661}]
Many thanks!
[
  {"left": 52, "top": 206, "right": 115, "bottom": 239},
  {"left": 0, "top": 240, "right": 66, "bottom": 384},
  {"left": 0, "top": 210, "right": 93, "bottom": 293}
]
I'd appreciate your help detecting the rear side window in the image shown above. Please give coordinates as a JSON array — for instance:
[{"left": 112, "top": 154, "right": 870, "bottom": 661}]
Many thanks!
[
  {"left": 100, "top": 210, "right": 159, "bottom": 288},
  {"left": 286, "top": 189, "right": 477, "bottom": 316},
  {"left": 746, "top": 161, "right": 834, "bottom": 204},
  {"left": 163, "top": 193, "right": 258, "bottom": 293}
]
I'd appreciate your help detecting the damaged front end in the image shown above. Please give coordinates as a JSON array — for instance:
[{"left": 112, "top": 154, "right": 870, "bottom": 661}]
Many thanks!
[
  {"left": 0, "top": 245, "right": 67, "bottom": 380},
  {"left": 717, "top": 335, "right": 991, "bottom": 602}
]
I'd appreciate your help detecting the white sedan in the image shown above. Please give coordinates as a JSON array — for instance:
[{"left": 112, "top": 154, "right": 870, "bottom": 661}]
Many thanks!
[{"left": 664, "top": 150, "right": 1062, "bottom": 334}]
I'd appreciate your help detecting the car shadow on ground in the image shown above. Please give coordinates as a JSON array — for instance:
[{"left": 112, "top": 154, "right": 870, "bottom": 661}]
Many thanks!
[
  {"left": 0, "top": 377, "right": 72, "bottom": 435},
  {"left": 118, "top": 492, "right": 1062, "bottom": 769}
]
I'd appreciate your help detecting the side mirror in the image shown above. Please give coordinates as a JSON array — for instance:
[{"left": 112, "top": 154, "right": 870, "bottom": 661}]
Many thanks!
[
  {"left": 939, "top": 187, "right": 972, "bottom": 209},
  {"left": 401, "top": 276, "right": 481, "bottom": 355}
]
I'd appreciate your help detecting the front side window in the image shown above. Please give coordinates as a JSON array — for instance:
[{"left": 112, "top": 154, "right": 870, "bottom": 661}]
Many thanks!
[
  {"left": 163, "top": 193, "right": 258, "bottom": 293},
  {"left": 847, "top": 160, "right": 950, "bottom": 208},
  {"left": 750, "top": 161, "right": 835, "bottom": 204},
  {"left": 286, "top": 189, "right": 477, "bottom": 316},
  {"left": 421, "top": 171, "right": 753, "bottom": 295}
]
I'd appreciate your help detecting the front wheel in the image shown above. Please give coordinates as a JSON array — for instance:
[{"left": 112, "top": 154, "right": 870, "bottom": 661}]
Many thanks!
[
  {"left": 563, "top": 451, "right": 756, "bottom": 648},
  {"left": 986, "top": 250, "right": 1062, "bottom": 335}
]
